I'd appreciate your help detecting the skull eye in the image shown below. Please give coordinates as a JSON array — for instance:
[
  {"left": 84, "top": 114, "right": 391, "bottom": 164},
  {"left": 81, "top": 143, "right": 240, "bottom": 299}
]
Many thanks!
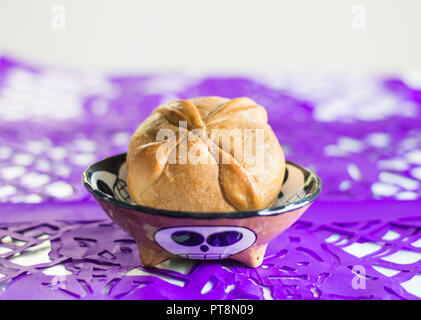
[
  {"left": 97, "top": 180, "right": 114, "bottom": 196},
  {"left": 171, "top": 231, "right": 204, "bottom": 246},
  {"left": 206, "top": 231, "right": 243, "bottom": 247}
]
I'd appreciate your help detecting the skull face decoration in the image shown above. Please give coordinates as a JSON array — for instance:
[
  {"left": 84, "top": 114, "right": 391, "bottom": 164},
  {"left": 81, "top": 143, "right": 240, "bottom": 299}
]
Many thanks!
[{"left": 154, "top": 226, "right": 257, "bottom": 260}]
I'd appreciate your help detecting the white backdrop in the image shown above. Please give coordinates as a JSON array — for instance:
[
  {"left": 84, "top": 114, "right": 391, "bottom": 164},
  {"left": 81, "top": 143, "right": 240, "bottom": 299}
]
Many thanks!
[{"left": 0, "top": 0, "right": 420, "bottom": 73}]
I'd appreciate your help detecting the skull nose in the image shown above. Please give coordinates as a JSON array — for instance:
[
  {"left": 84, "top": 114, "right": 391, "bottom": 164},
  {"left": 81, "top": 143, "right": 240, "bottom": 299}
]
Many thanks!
[{"left": 200, "top": 245, "right": 209, "bottom": 252}]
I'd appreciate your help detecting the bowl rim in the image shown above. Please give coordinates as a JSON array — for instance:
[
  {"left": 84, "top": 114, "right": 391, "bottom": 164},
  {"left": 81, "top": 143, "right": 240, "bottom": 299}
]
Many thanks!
[{"left": 82, "top": 153, "right": 321, "bottom": 219}]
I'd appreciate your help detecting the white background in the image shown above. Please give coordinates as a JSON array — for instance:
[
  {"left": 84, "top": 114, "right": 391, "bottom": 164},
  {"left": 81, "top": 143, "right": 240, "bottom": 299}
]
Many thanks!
[{"left": 0, "top": 0, "right": 420, "bottom": 73}]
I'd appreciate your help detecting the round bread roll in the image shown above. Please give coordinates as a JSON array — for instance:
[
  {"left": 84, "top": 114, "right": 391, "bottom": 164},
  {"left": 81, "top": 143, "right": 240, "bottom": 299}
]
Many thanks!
[{"left": 127, "top": 97, "right": 285, "bottom": 212}]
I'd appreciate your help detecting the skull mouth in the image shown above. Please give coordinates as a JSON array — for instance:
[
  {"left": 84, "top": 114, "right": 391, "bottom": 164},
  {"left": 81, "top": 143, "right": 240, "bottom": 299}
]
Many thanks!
[{"left": 178, "top": 253, "right": 230, "bottom": 260}]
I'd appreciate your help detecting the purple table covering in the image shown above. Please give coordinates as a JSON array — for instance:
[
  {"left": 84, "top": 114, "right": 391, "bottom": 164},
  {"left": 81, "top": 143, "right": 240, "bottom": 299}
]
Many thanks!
[{"left": 0, "top": 55, "right": 421, "bottom": 299}]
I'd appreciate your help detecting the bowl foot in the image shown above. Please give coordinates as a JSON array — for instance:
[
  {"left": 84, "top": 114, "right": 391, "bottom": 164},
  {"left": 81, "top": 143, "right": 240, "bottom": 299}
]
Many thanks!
[
  {"left": 231, "top": 243, "right": 268, "bottom": 268},
  {"left": 138, "top": 244, "right": 171, "bottom": 268}
]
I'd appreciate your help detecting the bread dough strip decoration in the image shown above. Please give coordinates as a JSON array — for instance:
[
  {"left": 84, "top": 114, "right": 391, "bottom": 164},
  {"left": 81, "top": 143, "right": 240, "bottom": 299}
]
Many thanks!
[{"left": 127, "top": 97, "right": 285, "bottom": 212}]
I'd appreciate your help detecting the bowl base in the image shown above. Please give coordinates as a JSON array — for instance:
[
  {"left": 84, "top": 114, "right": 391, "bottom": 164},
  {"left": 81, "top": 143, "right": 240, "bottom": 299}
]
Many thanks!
[{"left": 138, "top": 243, "right": 267, "bottom": 268}]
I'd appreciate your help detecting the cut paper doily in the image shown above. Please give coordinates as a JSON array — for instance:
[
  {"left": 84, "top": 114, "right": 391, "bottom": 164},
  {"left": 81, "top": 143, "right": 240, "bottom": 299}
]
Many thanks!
[{"left": 1, "top": 201, "right": 421, "bottom": 299}]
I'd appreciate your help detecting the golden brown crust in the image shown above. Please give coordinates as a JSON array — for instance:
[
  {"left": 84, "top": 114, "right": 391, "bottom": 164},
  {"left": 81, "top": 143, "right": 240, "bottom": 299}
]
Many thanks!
[{"left": 127, "top": 97, "right": 285, "bottom": 212}]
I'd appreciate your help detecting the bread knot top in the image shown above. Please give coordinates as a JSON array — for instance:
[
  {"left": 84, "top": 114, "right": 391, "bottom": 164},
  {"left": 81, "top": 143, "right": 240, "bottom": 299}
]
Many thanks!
[
  {"left": 127, "top": 97, "right": 285, "bottom": 212},
  {"left": 155, "top": 97, "right": 267, "bottom": 130}
]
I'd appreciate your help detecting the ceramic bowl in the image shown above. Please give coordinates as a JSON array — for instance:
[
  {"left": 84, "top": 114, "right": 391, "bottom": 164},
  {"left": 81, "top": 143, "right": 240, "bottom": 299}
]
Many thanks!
[{"left": 82, "top": 153, "right": 321, "bottom": 268}]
